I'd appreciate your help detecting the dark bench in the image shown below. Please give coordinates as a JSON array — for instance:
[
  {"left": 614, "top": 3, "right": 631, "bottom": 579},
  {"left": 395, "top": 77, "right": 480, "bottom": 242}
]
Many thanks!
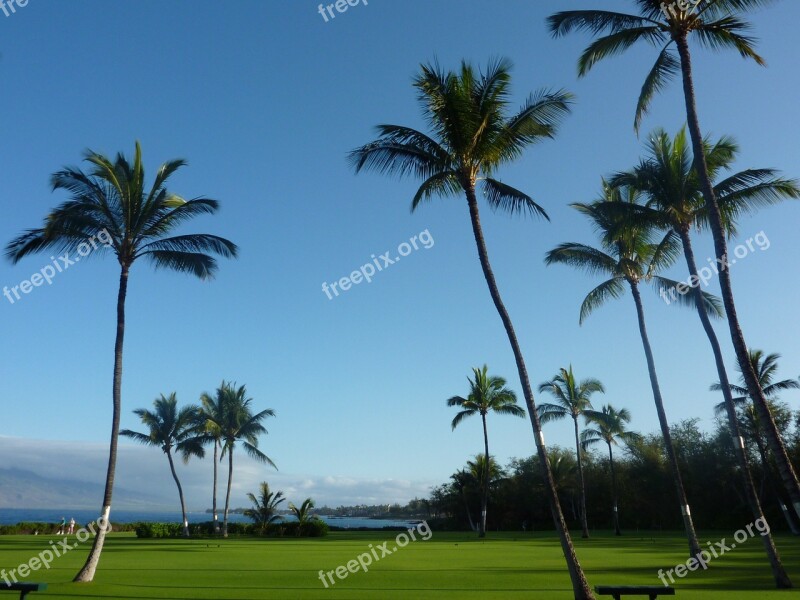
[
  {"left": 595, "top": 585, "right": 675, "bottom": 599},
  {"left": 0, "top": 583, "right": 47, "bottom": 599}
]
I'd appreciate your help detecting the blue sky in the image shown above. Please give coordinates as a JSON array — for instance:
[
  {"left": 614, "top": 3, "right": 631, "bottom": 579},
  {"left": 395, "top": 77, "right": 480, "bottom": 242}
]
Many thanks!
[{"left": 1, "top": 0, "right": 798, "bottom": 509}]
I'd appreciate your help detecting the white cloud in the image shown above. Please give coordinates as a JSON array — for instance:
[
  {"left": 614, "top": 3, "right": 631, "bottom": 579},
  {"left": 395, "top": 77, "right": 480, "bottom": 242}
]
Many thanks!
[{"left": 0, "top": 436, "right": 435, "bottom": 509}]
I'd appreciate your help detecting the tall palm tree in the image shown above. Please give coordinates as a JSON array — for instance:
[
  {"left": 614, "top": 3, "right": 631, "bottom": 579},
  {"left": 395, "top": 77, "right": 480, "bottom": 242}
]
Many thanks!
[
  {"left": 199, "top": 385, "right": 227, "bottom": 534},
  {"left": 448, "top": 365, "right": 526, "bottom": 538},
  {"left": 349, "top": 59, "right": 595, "bottom": 599},
  {"left": 5, "top": 143, "right": 237, "bottom": 581},
  {"left": 545, "top": 184, "right": 716, "bottom": 556},
  {"left": 120, "top": 394, "right": 204, "bottom": 537},
  {"left": 713, "top": 350, "right": 800, "bottom": 535},
  {"left": 209, "top": 382, "right": 277, "bottom": 537},
  {"left": 538, "top": 366, "right": 604, "bottom": 538},
  {"left": 581, "top": 404, "right": 641, "bottom": 535},
  {"left": 548, "top": 0, "right": 800, "bottom": 531},
  {"left": 244, "top": 482, "right": 285, "bottom": 534},
  {"left": 611, "top": 129, "right": 796, "bottom": 582}
]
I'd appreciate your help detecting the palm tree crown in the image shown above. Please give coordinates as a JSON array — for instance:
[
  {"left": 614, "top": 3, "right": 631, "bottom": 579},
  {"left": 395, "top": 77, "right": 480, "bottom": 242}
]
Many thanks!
[
  {"left": 538, "top": 366, "right": 604, "bottom": 423},
  {"left": 548, "top": 0, "right": 772, "bottom": 131},
  {"left": 712, "top": 350, "right": 800, "bottom": 414},
  {"left": 349, "top": 58, "right": 572, "bottom": 214},
  {"left": 447, "top": 365, "right": 526, "bottom": 429},
  {"left": 121, "top": 394, "right": 205, "bottom": 460},
  {"left": 245, "top": 482, "right": 285, "bottom": 532},
  {"left": 609, "top": 127, "right": 799, "bottom": 237},
  {"left": 6, "top": 142, "right": 238, "bottom": 275},
  {"left": 289, "top": 498, "right": 316, "bottom": 525},
  {"left": 545, "top": 184, "right": 721, "bottom": 322},
  {"left": 215, "top": 383, "right": 277, "bottom": 468},
  {"left": 582, "top": 405, "right": 641, "bottom": 450}
]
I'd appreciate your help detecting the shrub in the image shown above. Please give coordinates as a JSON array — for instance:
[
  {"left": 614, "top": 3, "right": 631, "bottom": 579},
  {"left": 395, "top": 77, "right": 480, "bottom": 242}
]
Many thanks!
[
  {"left": 133, "top": 522, "right": 183, "bottom": 538},
  {"left": 264, "top": 519, "right": 328, "bottom": 538}
]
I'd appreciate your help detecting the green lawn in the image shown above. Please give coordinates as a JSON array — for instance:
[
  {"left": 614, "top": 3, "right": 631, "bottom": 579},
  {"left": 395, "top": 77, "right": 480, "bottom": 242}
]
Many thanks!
[{"left": 1, "top": 531, "right": 798, "bottom": 599}]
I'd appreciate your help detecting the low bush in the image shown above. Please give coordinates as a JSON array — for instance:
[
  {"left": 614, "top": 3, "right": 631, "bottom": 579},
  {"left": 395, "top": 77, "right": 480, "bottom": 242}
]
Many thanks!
[
  {"left": 134, "top": 522, "right": 183, "bottom": 538},
  {"left": 265, "top": 519, "right": 328, "bottom": 537}
]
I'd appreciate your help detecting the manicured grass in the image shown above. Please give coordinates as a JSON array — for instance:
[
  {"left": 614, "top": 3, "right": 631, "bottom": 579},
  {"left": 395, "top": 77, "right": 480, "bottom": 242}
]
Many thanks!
[{"left": 0, "top": 530, "right": 798, "bottom": 598}]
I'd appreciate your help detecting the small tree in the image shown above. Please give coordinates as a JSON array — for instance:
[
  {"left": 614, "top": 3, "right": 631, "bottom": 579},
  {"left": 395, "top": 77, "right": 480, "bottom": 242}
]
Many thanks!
[{"left": 244, "top": 482, "right": 285, "bottom": 534}]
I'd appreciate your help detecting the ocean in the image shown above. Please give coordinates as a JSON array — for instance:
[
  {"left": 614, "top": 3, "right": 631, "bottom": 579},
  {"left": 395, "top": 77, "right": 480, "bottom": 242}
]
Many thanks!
[{"left": 0, "top": 508, "right": 419, "bottom": 529}]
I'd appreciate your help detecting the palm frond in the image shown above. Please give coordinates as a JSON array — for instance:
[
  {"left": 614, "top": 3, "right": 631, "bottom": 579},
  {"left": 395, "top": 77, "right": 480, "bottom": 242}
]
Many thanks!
[
  {"left": 481, "top": 178, "right": 549, "bottom": 219},
  {"left": 579, "top": 277, "right": 626, "bottom": 324},
  {"left": 635, "top": 45, "right": 680, "bottom": 132}
]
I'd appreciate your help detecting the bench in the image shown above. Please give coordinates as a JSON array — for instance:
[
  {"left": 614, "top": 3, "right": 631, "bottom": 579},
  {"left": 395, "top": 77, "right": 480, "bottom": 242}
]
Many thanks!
[
  {"left": 595, "top": 585, "right": 675, "bottom": 599},
  {"left": 0, "top": 583, "right": 47, "bottom": 599}
]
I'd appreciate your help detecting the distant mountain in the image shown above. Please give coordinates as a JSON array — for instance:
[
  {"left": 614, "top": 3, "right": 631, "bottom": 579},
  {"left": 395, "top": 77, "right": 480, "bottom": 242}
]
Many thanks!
[{"left": 0, "top": 468, "right": 172, "bottom": 510}]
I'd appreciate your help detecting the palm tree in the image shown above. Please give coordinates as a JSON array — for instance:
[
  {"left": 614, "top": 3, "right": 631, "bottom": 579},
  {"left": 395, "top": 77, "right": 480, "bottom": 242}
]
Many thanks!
[
  {"left": 548, "top": 0, "right": 800, "bottom": 536},
  {"left": 5, "top": 143, "right": 237, "bottom": 581},
  {"left": 450, "top": 470, "right": 478, "bottom": 532},
  {"left": 466, "top": 454, "right": 504, "bottom": 499},
  {"left": 714, "top": 351, "right": 800, "bottom": 406},
  {"left": 448, "top": 365, "right": 526, "bottom": 538},
  {"left": 199, "top": 385, "right": 227, "bottom": 534},
  {"left": 713, "top": 350, "right": 800, "bottom": 535},
  {"left": 581, "top": 404, "right": 641, "bottom": 535},
  {"left": 610, "top": 129, "right": 796, "bottom": 581},
  {"left": 547, "top": 449, "right": 579, "bottom": 520},
  {"left": 120, "top": 394, "right": 204, "bottom": 537},
  {"left": 244, "top": 482, "right": 285, "bottom": 534},
  {"left": 209, "top": 382, "right": 277, "bottom": 537},
  {"left": 289, "top": 498, "right": 316, "bottom": 535},
  {"left": 545, "top": 184, "right": 714, "bottom": 557},
  {"left": 349, "top": 58, "right": 595, "bottom": 598},
  {"left": 538, "top": 366, "right": 604, "bottom": 538}
]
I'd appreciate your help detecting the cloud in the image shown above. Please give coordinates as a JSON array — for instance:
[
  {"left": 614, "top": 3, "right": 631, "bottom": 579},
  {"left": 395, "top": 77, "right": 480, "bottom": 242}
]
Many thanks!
[{"left": 0, "top": 436, "right": 435, "bottom": 509}]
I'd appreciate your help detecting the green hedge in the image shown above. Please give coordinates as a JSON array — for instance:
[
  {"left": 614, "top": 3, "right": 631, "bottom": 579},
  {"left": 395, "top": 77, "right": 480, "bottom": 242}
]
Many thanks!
[
  {"left": 132, "top": 519, "right": 328, "bottom": 538},
  {"left": 265, "top": 519, "right": 328, "bottom": 537}
]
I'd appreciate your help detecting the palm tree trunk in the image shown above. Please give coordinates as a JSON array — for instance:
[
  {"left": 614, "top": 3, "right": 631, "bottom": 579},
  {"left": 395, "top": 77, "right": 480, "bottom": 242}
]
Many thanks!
[
  {"left": 212, "top": 439, "right": 220, "bottom": 534},
  {"left": 607, "top": 443, "right": 620, "bottom": 536},
  {"left": 573, "top": 417, "right": 590, "bottom": 538},
  {"left": 754, "top": 434, "right": 800, "bottom": 535},
  {"left": 461, "top": 489, "right": 477, "bottom": 532},
  {"left": 166, "top": 449, "right": 190, "bottom": 538},
  {"left": 223, "top": 446, "right": 233, "bottom": 538},
  {"left": 678, "top": 227, "right": 791, "bottom": 587},
  {"left": 628, "top": 279, "right": 702, "bottom": 557},
  {"left": 480, "top": 413, "right": 489, "bottom": 538},
  {"left": 674, "top": 34, "right": 800, "bottom": 517},
  {"left": 74, "top": 265, "right": 129, "bottom": 583},
  {"left": 464, "top": 185, "right": 594, "bottom": 600}
]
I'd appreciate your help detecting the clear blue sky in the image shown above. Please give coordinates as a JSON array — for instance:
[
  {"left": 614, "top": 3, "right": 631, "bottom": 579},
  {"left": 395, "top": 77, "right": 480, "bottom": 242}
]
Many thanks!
[{"left": 1, "top": 0, "right": 798, "bottom": 509}]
